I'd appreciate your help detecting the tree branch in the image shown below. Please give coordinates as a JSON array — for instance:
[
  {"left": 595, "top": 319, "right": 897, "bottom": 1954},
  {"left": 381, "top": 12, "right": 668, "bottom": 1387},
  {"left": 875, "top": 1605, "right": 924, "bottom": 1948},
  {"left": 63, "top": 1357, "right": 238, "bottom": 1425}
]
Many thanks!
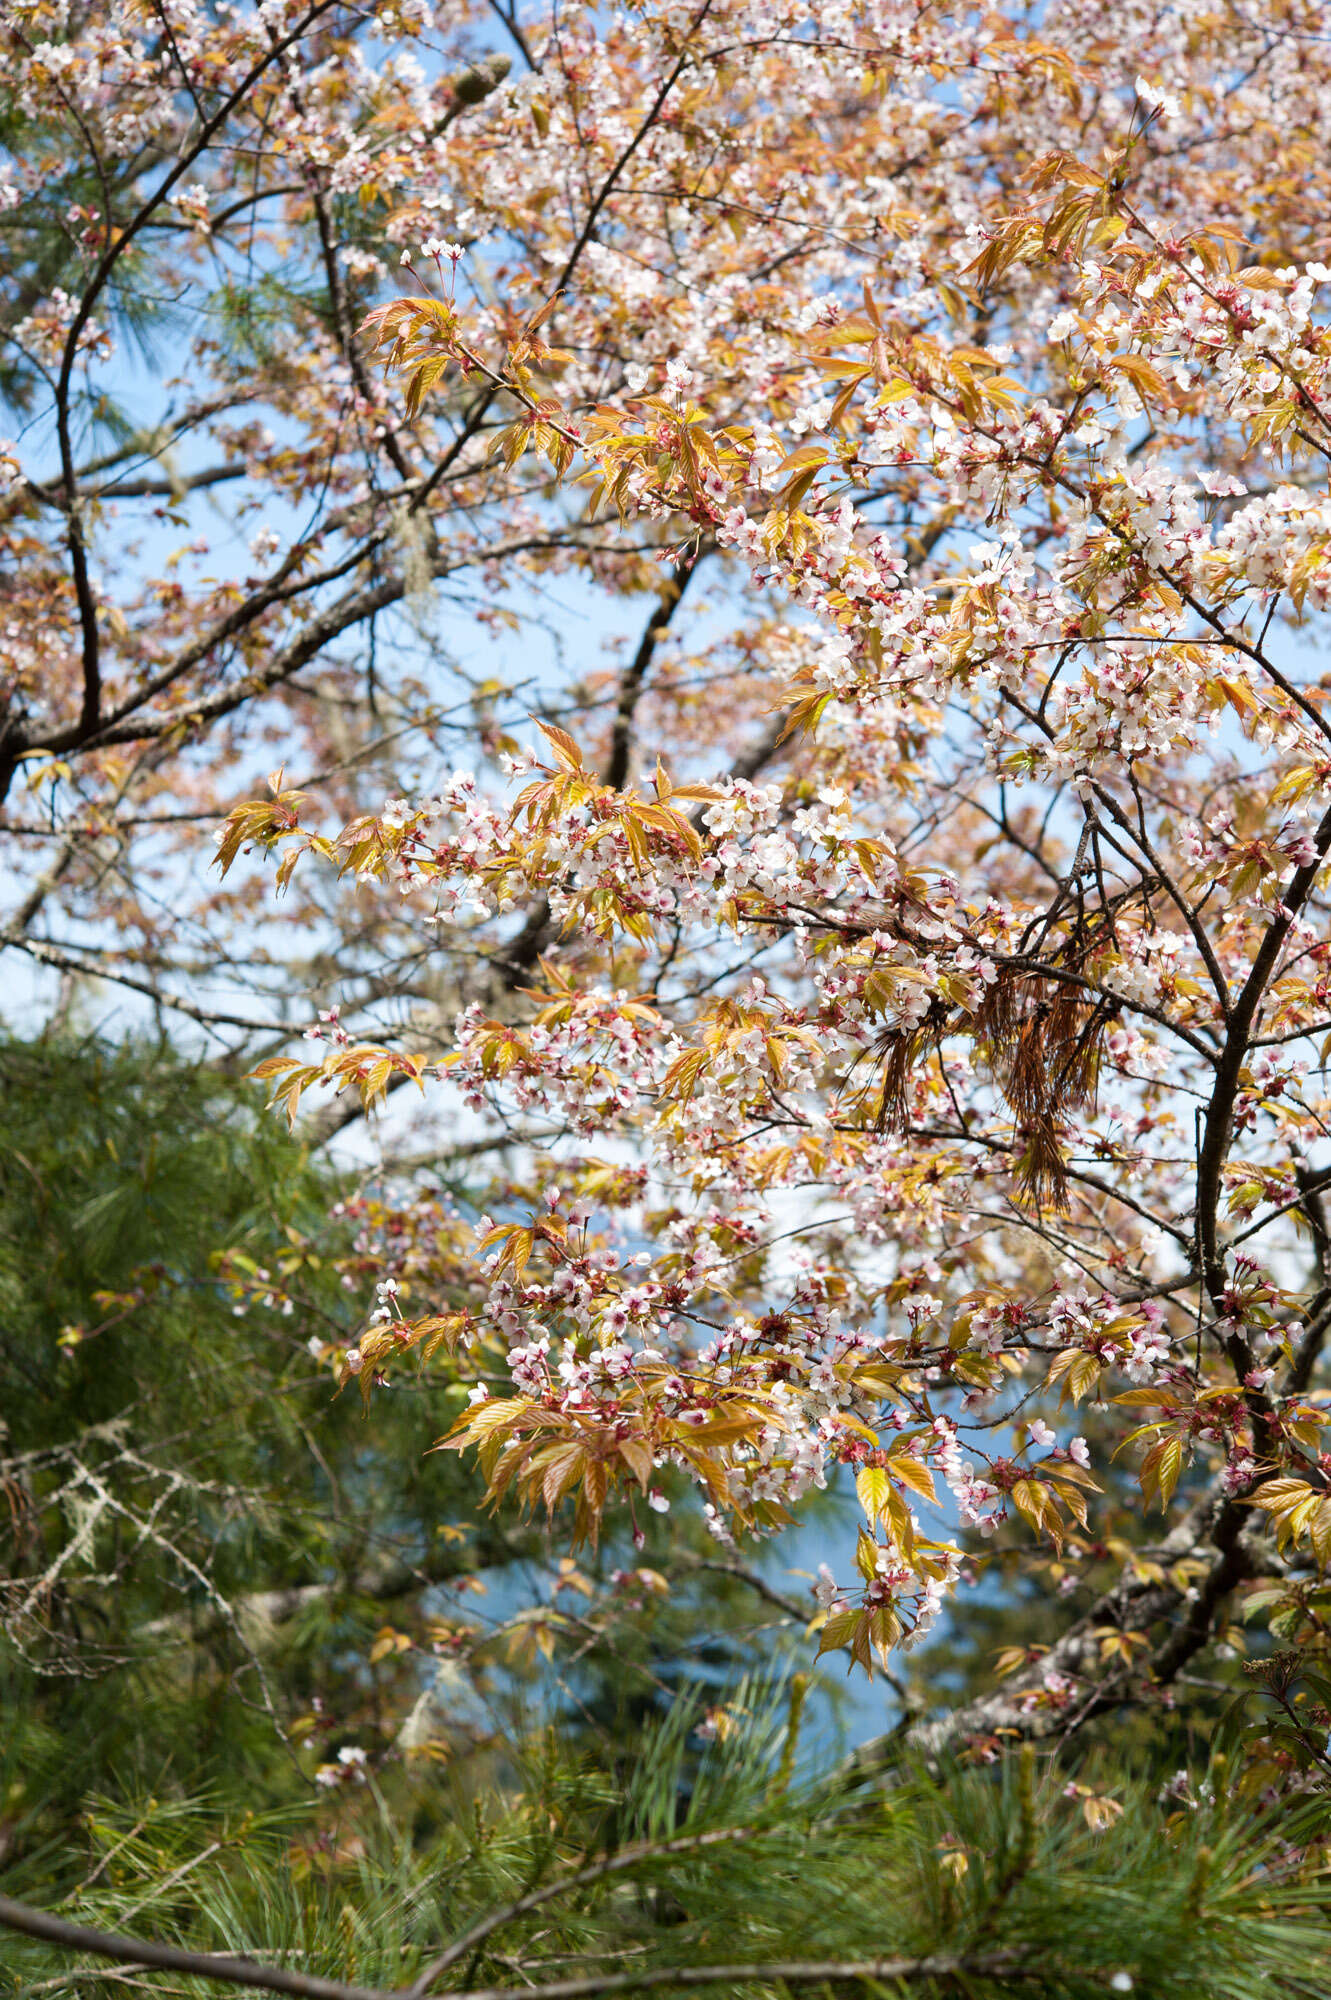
[
  {"left": 0, "top": 1897, "right": 392, "bottom": 2000},
  {"left": 0, "top": 934, "right": 293, "bottom": 1037},
  {"left": 604, "top": 549, "right": 702, "bottom": 790},
  {"left": 0, "top": 1894, "right": 1022, "bottom": 2000},
  {"left": 849, "top": 1475, "right": 1281, "bottom": 1778}
]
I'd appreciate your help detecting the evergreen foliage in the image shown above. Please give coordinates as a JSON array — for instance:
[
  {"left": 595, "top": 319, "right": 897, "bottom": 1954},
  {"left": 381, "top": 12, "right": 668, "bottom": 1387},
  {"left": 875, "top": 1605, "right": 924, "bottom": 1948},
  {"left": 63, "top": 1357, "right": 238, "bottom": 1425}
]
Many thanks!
[
  {"left": 0, "top": 1038, "right": 842, "bottom": 1893},
  {"left": 0, "top": 1035, "right": 504, "bottom": 1833},
  {"left": 3, "top": 1684, "right": 1330, "bottom": 2000}
]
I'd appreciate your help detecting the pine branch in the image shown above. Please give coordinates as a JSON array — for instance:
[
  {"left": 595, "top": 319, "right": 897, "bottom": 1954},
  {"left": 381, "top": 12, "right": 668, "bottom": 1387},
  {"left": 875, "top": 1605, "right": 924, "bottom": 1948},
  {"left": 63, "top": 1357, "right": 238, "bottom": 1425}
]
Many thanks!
[
  {"left": 0, "top": 1897, "right": 391, "bottom": 2000},
  {"left": 0, "top": 1896, "right": 1023, "bottom": 2000}
]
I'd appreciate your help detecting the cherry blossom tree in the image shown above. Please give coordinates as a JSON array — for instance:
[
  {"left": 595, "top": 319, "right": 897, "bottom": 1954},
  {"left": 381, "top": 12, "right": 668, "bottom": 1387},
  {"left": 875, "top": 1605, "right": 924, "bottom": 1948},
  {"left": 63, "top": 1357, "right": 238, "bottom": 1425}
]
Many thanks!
[{"left": 12, "top": 0, "right": 1331, "bottom": 1765}]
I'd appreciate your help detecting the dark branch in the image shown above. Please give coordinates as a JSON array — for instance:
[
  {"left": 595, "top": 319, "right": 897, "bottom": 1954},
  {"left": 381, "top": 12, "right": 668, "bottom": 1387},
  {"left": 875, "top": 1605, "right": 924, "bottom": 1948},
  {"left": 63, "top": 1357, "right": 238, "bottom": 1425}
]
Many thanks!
[
  {"left": 0, "top": 1893, "right": 1021, "bottom": 2000},
  {"left": 0, "top": 1896, "right": 391, "bottom": 2000}
]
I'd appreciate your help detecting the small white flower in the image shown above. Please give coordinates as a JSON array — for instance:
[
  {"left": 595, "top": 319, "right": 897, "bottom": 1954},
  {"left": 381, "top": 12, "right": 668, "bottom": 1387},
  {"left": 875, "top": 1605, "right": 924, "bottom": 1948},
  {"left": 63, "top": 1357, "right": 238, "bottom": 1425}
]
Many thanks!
[
  {"left": 813, "top": 1563, "right": 838, "bottom": 1608},
  {"left": 1198, "top": 469, "right": 1246, "bottom": 497},
  {"left": 1134, "top": 77, "right": 1180, "bottom": 118}
]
